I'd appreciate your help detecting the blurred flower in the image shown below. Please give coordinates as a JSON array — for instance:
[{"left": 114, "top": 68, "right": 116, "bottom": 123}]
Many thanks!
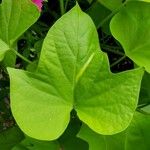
[{"left": 32, "top": 0, "right": 43, "bottom": 11}]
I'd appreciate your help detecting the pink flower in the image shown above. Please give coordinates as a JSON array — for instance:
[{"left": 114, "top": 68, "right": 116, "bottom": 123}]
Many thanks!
[{"left": 32, "top": 0, "right": 43, "bottom": 11}]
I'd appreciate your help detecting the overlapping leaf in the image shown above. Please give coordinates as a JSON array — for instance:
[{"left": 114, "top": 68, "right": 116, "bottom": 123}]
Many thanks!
[
  {"left": 12, "top": 137, "right": 60, "bottom": 150},
  {"left": 110, "top": 1, "right": 150, "bottom": 72},
  {"left": 78, "top": 112, "right": 150, "bottom": 150},
  {"left": 0, "top": 39, "right": 9, "bottom": 60},
  {"left": 139, "top": 72, "right": 150, "bottom": 104},
  {"left": 0, "top": 127, "right": 24, "bottom": 150},
  {"left": 0, "top": 0, "right": 40, "bottom": 61},
  {"left": 98, "top": 0, "right": 123, "bottom": 11},
  {"left": 8, "top": 4, "right": 144, "bottom": 140},
  {"left": 86, "top": 1, "right": 111, "bottom": 28},
  {"left": 98, "top": 0, "right": 150, "bottom": 11}
]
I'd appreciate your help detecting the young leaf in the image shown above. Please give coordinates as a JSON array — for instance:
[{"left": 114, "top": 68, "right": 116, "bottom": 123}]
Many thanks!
[
  {"left": 8, "top": 4, "right": 144, "bottom": 140},
  {"left": 110, "top": 1, "right": 150, "bottom": 72},
  {"left": 0, "top": 0, "right": 40, "bottom": 62},
  {"left": 78, "top": 112, "right": 150, "bottom": 150}
]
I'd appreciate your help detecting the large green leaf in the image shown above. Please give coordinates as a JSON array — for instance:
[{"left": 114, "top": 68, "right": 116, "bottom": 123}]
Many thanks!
[
  {"left": 0, "top": 126, "right": 24, "bottom": 150},
  {"left": 78, "top": 112, "right": 150, "bottom": 150},
  {"left": 8, "top": 4, "right": 144, "bottom": 140},
  {"left": 0, "top": 0, "right": 40, "bottom": 61},
  {"left": 8, "top": 4, "right": 99, "bottom": 140},
  {"left": 8, "top": 69, "right": 73, "bottom": 140},
  {"left": 75, "top": 53, "right": 143, "bottom": 135},
  {"left": 12, "top": 137, "right": 60, "bottom": 150},
  {"left": 110, "top": 1, "right": 150, "bottom": 72}
]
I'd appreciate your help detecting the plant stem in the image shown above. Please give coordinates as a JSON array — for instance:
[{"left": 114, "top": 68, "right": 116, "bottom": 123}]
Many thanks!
[
  {"left": 11, "top": 49, "right": 32, "bottom": 64},
  {"left": 102, "top": 45, "right": 124, "bottom": 56},
  {"left": 97, "top": 1, "right": 127, "bottom": 29},
  {"left": 65, "top": 0, "right": 69, "bottom": 12},
  {"left": 59, "top": 0, "right": 65, "bottom": 15},
  {"left": 110, "top": 55, "right": 126, "bottom": 67}
]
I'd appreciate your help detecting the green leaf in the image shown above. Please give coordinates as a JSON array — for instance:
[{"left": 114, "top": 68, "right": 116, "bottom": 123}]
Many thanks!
[
  {"left": 86, "top": 1, "right": 111, "bottom": 28},
  {"left": 0, "top": 126, "right": 24, "bottom": 150},
  {"left": 0, "top": 0, "right": 40, "bottom": 62},
  {"left": 58, "top": 114, "right": 88, "bottom": 150},
  {"left": 78, "top": 124, "right": 125, "bottom": 150},
  {"left": 59, "top": 112, "right": 81, "bottom": 142},
  {"left": 75, "top": 53, "right": 143, "bottom": 135},
  {"left": 60, "top": 137, "right": 88, "bottom": 150},
  {"left": 0, "top": 0, "right": 39, "bottom": 44},
  {"left": 8, "top": 69, "right": 73, "bottom": 140},
  {"left": 12, "top": 137, "right": 60, "bottom": 150},
  {"left": 78, "top": 112, "right": 150, "bottom": 150},
  {"left": 8, "top": 4, "right": 98, "bottom": 140},
  {"left": 8, "top": 4, "right": 144, "bottom": 140},
  {"left": 110, "top": 1, "right": 150, "bottom": 72},
  {"left": 78, "top": 124, "right": 106, "bottom": 150},
  {"left": 139, "top": 72, "right": 150, "bottom": 105},
  {"left": 140, "top": 105, "right": 150, "bottom": 114},
  {"left": 0, "top": 39, "right": 9, "bottom": 60},
  {"left": 98, "top": 0, "right": 123, "bottom": 11},
  {"left": 98, "top": 0, "right": 150, "bottom": 11},
  {"left": 129, "top": 0, "right": 150, "bottom": 2},
  {"left": 125, "top": 112, "right": 150, "bottom": 150}
]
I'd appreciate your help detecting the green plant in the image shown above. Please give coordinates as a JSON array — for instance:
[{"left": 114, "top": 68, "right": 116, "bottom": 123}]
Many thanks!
[{"left": 0, "top": 0, "right": 150, "bottom": 149}]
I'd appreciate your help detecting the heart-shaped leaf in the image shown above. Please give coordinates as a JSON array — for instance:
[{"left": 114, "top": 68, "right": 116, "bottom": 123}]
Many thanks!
[
  {"left": 110, "top": 1, "right": 150, "bottom": 72},
  {"left": 8, "top": 4, "right": 144, "bottom": 140}
]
